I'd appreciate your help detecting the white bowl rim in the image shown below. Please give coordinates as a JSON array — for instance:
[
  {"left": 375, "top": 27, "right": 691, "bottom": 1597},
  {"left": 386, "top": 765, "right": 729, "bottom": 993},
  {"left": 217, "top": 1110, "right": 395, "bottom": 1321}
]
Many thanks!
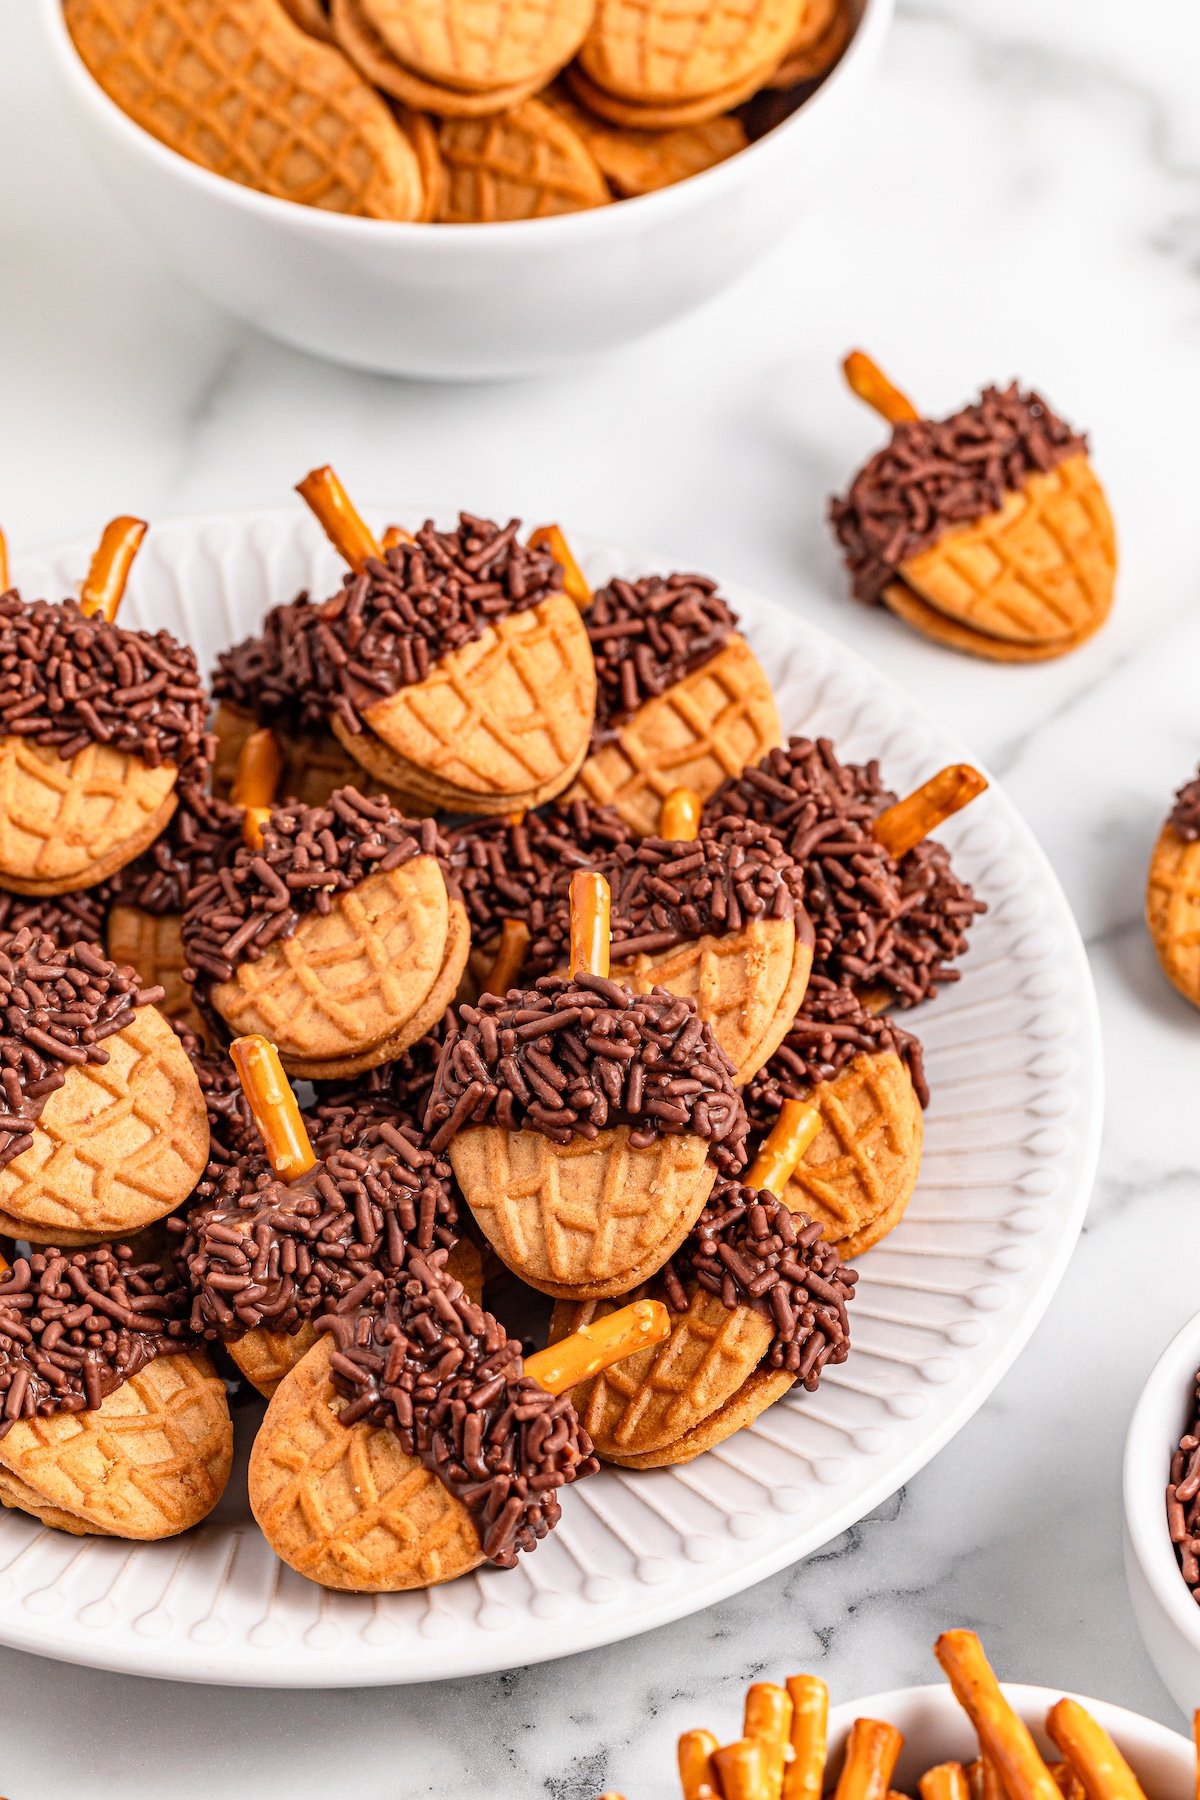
[
  {"left": 1124, "top": 1307, "right": 1200, "bottom": 1656},
  {"left": 39, "top": 0, "right": 893, "bottom": 244}
]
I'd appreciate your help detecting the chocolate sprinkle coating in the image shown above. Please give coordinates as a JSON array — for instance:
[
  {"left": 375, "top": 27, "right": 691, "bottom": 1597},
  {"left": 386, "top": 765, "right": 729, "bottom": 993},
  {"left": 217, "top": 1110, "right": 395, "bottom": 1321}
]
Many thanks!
[
  {"left": 182, "top": 788, "right": 447, "bottom": 993},
  {"left": 744, "top": 976, "right": 930, "bottom": 1120},
  {"left": 0, "top": 886, "right": 108, "bottom": 949},
  {"left": 309, "top": 1013, "right": 455, "bottom": 1154},
  {"left": 212, "top": 593, "right": 328, "bottom": 734},
  {"left": 426, "top": 973, "right": 748, "bottom": 1173},
  {"left": 830, "top": 385, "right": 1088, "bottom": 606},
  {"left": 448, "top": 799, "right": 633, "bottom": 959},
  {"left": 174, "top": 1124, "right": 458, "bottom": 1344},
  {"left": 1167, "top": 1370, "right": 1200, "bottom": 1598},
  {"left": 707, "top": 737, "right": 984, "bottom": 1007},
  {"left": 531, "top": 818, "right": 806, "bottom": 967},
  {"left": 1170, "top": 770, "right": 1200, "bottom": 843},
  {"left": 0, "top": 590, "right": 212, "bottom": 787},
  {"left": 662, "top": 1178, "right": 856, "bottom": 1384},
  {"left": 586, "top": 573, "right": 736, "bottom": 742},
  {"left": 103, "top": 785, "right": 241, "bottom": 917},
  {"left": 170, "top": 1025, "right": 259, "bottom": 1170},
  {"left": 0, "top": 1244, "right": 192, "bottom": 1434},
  {"left": 0, "top": 929, "right": 163, "bottom": 1173},
  {"left": 319, "top": 1246, "right": 596, "bottom": 1568}
]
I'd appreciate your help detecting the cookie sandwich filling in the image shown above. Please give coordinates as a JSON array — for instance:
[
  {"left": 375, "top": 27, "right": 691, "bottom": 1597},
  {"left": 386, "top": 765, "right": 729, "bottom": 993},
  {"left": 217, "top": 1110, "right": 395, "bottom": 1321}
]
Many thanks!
[{"left": 585, "top": 572, "right": 737, "bottom": 749}]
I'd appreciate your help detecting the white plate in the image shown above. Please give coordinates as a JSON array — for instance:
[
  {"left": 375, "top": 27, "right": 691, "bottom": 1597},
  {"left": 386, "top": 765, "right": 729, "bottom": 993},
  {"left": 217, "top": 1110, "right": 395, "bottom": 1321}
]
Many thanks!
[{"left": 0, "top": 509, "right": 1103, "bottom": 1686}]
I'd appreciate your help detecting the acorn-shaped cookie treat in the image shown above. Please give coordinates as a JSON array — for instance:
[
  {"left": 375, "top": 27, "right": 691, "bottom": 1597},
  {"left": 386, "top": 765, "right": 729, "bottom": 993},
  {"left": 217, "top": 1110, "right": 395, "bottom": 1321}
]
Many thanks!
[
  {"left": 743, "top": 977, "right": 928, "bottom": 1257},
  {"left": 292, "top": 469, "right": 596, "bottom": 815},
  {"left": 426, "top": 873, "right": 748, "bottom": 1299},
  {"left": 174, "top": 1035, "right": 462, "bottom": 1398},
  {"left": 0, "top": 930, "right": 210, "bottom": 1245},
  {"left": 0, "top": 1243, "right": 232, "bottom": 1539},
  {"left": 831, "top": 352, "right": 1116, "bottom": 661},
  {"left": 1146, "top": 765, "right": 1200, "bottom": 1010},
  {"left": 707, "top": 741, "right": 987, "bottom": 1009},
  {"left": 248, "top": 1245, "right": 669, "bottom": 1592},
  {"left": 567, "top": 569, "right": 780, "bottom": 835},
  {"left": 551, "top": 1101, "right": 857, "bottom": 1468},
  {"left": 0, "top": 518, "right": 212, "bottom": 895},
  {"left": 182, "top": 785, "right": 469, "bottom": 1079},
  {"left": 533, "top": 789, "right": 813, "bottom": 1084}
]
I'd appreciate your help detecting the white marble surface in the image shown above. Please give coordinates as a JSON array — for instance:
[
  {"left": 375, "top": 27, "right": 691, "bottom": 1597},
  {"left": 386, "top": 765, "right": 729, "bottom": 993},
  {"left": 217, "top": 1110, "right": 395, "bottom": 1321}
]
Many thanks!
[{"left": 2, "top": 0, "right": 1200, "bottom": 1791}]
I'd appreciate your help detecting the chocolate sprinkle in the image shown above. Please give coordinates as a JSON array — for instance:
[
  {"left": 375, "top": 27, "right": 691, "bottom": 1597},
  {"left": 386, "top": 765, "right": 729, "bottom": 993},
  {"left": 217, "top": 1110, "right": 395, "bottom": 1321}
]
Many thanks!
[
  {"left": 0, "top": 591, "right": 212, "bottom": 786},
  {"left": 182, "top": 788, "right": 446, "bottom": 993},
  {"left": 0, "top": 887, "right": 108, "bottom": 949},
  {"left": 448, "top": 800, "right": 633, "bottom": 960},
  {"left": 174, "top": 1124, "right": 458, "bottom": 1344},
  {"left": 212, "top": 593, "right": 329, "bottom": 735},
  {"left": 310, "top": 1014, "right": 455, "bottom": 1153},
  {"left": 0, "top": 929, "right": 162, "bottom": 1173},
  {"left": 426, "top": 973, "right": 748, "bottom": 1172},
  {"left": 1167, "top": 1370, "right": 1200, "bottom": 1599},
  {"left": 170, "top": 1026, "right": 259, "bottom": 1169},
  {"left": 0, "top": 1244, "right": 192, "bottom": 1434},
  {"left": 662, "top": 1178, "right": 856, "bottom": 1383},
  {"left": 103, "top": 785, "right": 241, "bottom": 917},
  {"left": 586, "top": 573, "right": 736, "bottom": 742},
  {"left": 744, "top": 976, "right": 930, "bottom": 1120},
  {"left": 1170, "top": 770, "right": 1200, "bottom": 843},
  {"left": 830, "top": 385, "right": 1088, "bottom": 606},
  {"left": 318, "top": 1246, "right": 596, "bottom": 1568}
]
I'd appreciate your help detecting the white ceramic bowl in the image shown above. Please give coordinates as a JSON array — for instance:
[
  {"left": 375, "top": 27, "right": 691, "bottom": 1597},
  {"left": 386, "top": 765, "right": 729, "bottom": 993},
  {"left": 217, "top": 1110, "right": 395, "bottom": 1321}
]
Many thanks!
[
  {"left": 1124, "top": 1309, "right": 1200, "bottom": 1716},
  {"left": 39, "top": 0, "right": 891, "bottom": 379},
  {"left": 827, "top": 1685, "right": 1191, "bottom": 1797}
]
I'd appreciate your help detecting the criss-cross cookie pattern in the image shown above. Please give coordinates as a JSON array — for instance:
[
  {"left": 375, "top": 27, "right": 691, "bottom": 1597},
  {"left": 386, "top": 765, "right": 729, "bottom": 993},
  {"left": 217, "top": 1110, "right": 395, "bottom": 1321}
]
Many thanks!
[
  {"left": 452, "top": 1125, "right": 714, "bottom": 1291},
  {"left": 900, "top": 456, "right": 1117, "bottom": 646},
  {"left": 780, "top": 1050, "right": 922, "bottom": 1245},
  {"left": 365, "top": 594, "right": 595, "bottom": 799},
  {"left": 0, "top": 1008, "right": 209, "bottom": 1240},
  {"left": 0, "top": 1354, "right": 231, "bottom": 1537},
  {"left": 0, "top": 737, "right": 176, "bottom": 887},
  {"left": 107, "top": 905, "right": 202, "bottom": 1036},
  {"left": 365, "top": 0, "right": 594, "bottom": 92},
  {"left": 64, "top": 0, "right": 423, "bottom": 219},
  {"left": 439, "top": 102, "right": 610, "bottom": 222},
  {"left": 572, "top": 634, "right": 780, "bottom": 834},
  {"left": 252, "top": 1343, "right": 480, "bottom": 1590},
  {"left": 1147, "top": 827, "right": 1200, "bottom": 1006},
  {"left": 580, "top": 0, "right": 802, "bottom": 101},
  {"left": 213, "top": 862, "right": 449, "bottom": 1063},
  {"left": 232, "top": 1321, "right": 317, "bottom": 1398}
]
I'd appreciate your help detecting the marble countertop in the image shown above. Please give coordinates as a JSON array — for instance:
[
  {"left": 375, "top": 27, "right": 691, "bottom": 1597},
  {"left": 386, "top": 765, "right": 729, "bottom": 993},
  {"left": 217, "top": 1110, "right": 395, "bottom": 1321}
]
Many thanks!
[{"left": 3, "top": 0, "right": 1200, "bottom": 1792}]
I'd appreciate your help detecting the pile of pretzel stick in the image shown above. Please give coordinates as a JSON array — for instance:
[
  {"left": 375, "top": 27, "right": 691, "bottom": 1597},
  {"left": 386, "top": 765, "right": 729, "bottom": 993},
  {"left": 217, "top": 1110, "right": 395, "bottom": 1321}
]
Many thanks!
[{"left": 593, "top": 1631, "right": 1176, "bottom": 1800}]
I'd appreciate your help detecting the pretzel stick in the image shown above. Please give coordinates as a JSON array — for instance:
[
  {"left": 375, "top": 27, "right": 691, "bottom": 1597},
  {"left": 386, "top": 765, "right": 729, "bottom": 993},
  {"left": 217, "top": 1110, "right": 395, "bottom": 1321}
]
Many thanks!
[
  {"left": 569, "top": 870, "right": 611, "bottom": 980},
  {"left": 872, "top": 766, "right": 988, "bottom": 860},
  {"left": 833, "top": 1720, "right": 904, "bottom": 1800},
  {"left": 1044, "top": 1701, "right": 1147, "bottom": 1800},
  {"left": 480, "top": 919, "right": 531, "bottom": 997},
  {"left": 1050, "top": 1765, "right": 1085, "bottom": 1800},
  {"left": 934, "top": 1632, "right": 1059, "bottom": 1800},
  {"left": 232, "top": 727, "right": 284, "bottom": 851},
  {"left": 746, "top": 1099, "right": 821, "bottom": 1198},
  {"left": 842, "top": 352, "right": 921, "bottom": 426},
  {"left": 921, "top": 1766, "right": 971, "bottom": 1800},
  {"left": 714, "top": 1737, "right": 774, "bottom": 1800},
  {"left": 659, "top": 787, "right": 703, "bottom": 843},
  {"left": 0, "top": 529, "right": 8, "bottom": 593},
  {"left": 965, "top": 1765, "right": 983, "bottom": 1800},
  {"left": 79, "top": 516, "right": 147, "bottom": 621},
  {"left": 980, "top": 1757, "right": 1006, "bottom": 1800},
  {"left": 381, "top": 524, "right": 413, "bottom": 550},
  {"left": 782, "top": 1675, "right": 828, "bottom": 1800},
  {"left": 530, "top": 523, "right": 591, "bottom": 609},
  {"left": 744, "top": 1683, "right": 792, "bottom": 1798},
  {"left": 230, "top": 1035, "right": 317, "bottom": 1183},
  {"left": 523, "top": 1299, "right": 670, "bottom": 1396},
  {"left": 296, "top": 466, "right": 382, "bottom": 572},
  {"left": 679, "top": 1732, "right": 720, "bottom": 1800}
]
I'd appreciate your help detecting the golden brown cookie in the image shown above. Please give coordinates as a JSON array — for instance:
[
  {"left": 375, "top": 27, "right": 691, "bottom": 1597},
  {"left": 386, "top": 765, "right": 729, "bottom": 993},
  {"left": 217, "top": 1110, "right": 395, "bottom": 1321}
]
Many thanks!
[
  {"left": 578, "top": 0, "right": 803, "bottom": 106},
  {"left": 605, "top": 1365, "right": 794, "bottom": 1466},
  {"left": 546, "top": 89, "right": 746, "bottom": 195},
  {"left": 767, "top": 0, "right": 850, "bottom": 85},
  {"left": 0, "top": 739, "right": 178, "bottom": 896},
  {"left": 438, "top": 100, "right": 611, "bottom": 223},
  {"left": 1147, "top": 823, "right": 1200, "bottom": 1009},
  {"left": 880, "top": 581, "right": 1102, "bottom": 663},
  {"left": 361, "top": 0, "right": 594, "bottom": 93},
  {"left": 280, "top": 0, "right": 335, "bottom": 38},
  {"left": 564, "top": 55, "right": 774, "bottom": 128},
  {"left": 332, "top": 0, "right": 545, "bottom": 114},
  {"left": 106, "top": 904, "right": 207, "bottom": 1040}
]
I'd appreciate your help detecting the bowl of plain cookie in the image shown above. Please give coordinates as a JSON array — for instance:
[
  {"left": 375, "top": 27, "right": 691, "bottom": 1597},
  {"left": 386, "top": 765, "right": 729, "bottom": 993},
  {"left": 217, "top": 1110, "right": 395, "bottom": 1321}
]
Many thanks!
[{"left": 41, "top": 0, "right": 892, "bottom": 379}]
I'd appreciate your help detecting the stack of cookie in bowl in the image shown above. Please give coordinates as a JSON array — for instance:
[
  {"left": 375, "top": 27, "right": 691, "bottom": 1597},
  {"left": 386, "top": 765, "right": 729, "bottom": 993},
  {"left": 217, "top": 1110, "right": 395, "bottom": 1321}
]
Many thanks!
[{"left": 0, "top": 490, "right": 986, "bottom": 1596}]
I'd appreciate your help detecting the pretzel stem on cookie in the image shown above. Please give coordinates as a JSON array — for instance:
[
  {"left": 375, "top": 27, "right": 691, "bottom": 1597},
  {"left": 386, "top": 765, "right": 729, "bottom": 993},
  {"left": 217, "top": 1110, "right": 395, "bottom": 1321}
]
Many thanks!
[
  {"left": 230, "top": 1034, "right": 317, "bottom": 1183},
  {"left": 872, "top": 766, "right": 988, "bottom": 860},
  {"left": 715, "top": 1737, "right": 774, "bottom": 1800},
  {"left": 480, "top": 918, "right": 532, "bottom": 997},
  {"left": 79, "top": 515, "right": 148, "bottom": 621},
  {"left": 529, "top": 522, "right": 591, "bottom": 609},
  {"left": 782, "top": 1676, "right": 829, "bottom": 1800},
  {"left": 232, "top": 726, "right": 284, "bottom": 851},
  {"left": 568, "top": 870, "right": 611, "bottom": 979},
  {"left": 381, "top": 523, "right": 413, "bottom": 550},
  {"left": 659, "top": 786, "right": 703, "bottom": 842},
  {"left": 296, "top": 465, "right": 383, "bottom": 573},
  {"left": 922, "top": 1768, "right": 972, "bottom": 1800},
  {"left": 523, "top": 1299, "right": 670, "bottom": 1396},
  {"left": 679, "top": 1731, "right": 721, "bottom": 1800},
  {"left": 1044, "top": 1701, "right": 1147, "bottom": 1800},
  {"left": 744, "top": 1682, "right": 792, "bottom": 1798},
  {"left": 746, "top": 1099, "right": 821, "bottom": 1197},
  {"left": 842, "top": 352, "right": 921, "bottom": 426},
  {"left": 833, "top": 1720, "right": 905, "bottom": 1800},
  {"left": 934, "top": 1633, "right": 1059, "bottom": 1800}
]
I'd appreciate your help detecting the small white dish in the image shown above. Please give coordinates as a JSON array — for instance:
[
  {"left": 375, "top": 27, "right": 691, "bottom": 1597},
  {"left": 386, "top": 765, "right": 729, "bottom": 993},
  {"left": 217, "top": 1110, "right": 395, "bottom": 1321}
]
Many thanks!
[
  {"left": 39, "top": 0, "right": 891, "bottom": 379},
  {"left": 827, "top": 1684, "right": 1192, "bottom": 1797},
  {"left": 1124, "top": 1309, "right": 1200, "bottom": 1715}
]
